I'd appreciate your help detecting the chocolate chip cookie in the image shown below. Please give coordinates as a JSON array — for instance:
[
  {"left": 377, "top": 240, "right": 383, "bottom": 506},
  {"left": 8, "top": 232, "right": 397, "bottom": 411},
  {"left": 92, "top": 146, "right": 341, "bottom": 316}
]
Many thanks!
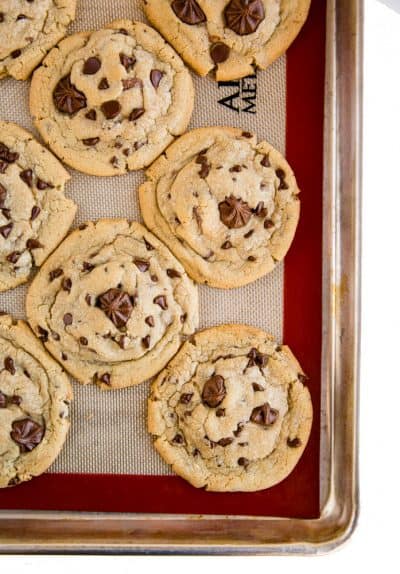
[
  {"left": 139, "top": 127, "right": 300, "bottom": 289},
  {"left": 29, "top": 20, "right": 194, "bottom": 176},
  {"left": 148, "top": 324, "right": 312, "bottom": 492},
  {"left": 143, "top": 1, "right": 311, "bottom": 81},
  {"left": 0, "top": 120, "right": 76, "bottom": 293},
  {"left": 0, "top": 314, "right": 72, "bottom": 488},
  {"left": 26, "top": 219, "right": 199, "bottom": 389},
  {"left": 0, "top": 0, "right": 77, "bottom": 81}
]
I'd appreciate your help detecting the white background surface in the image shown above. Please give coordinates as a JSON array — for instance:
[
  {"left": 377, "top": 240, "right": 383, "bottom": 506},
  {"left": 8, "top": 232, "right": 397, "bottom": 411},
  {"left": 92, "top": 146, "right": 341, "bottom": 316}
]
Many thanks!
[{"left": 1, "top": 0, "right": 400, "bottom": 569}]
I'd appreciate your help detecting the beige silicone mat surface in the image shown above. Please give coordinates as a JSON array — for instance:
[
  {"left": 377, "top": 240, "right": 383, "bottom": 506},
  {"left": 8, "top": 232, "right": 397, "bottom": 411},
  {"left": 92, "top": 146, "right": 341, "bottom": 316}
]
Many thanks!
[{"left": 0, "top": 0, "right": 286, "bottom": 475}]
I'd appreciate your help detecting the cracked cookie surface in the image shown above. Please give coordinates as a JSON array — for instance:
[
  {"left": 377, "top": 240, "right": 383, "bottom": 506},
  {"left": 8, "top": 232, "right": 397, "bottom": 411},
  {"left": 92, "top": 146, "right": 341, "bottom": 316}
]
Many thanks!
[
  {"left": 0, "top": 0, "right": 76, "bottom": 81},
  {"left": 0, "top": 120, "right": 76, "bottom": 293},
  {"left": 26, "top": 219, "right": 199, "bottom": 389},
  {"left": 29, "top": 20, "right": 194, "bottom": 176},
  {"left": 139, "top": 127, "right": 300, "bottom": 288},
  {"left": 144, "top": 0, "right": 311, "bottom": 81},
  {"left": 0, "top": 314, "right": 72, "bottom": 488},
  {"left": 148, "top": 324, "right": 312, "bottom": 492}
]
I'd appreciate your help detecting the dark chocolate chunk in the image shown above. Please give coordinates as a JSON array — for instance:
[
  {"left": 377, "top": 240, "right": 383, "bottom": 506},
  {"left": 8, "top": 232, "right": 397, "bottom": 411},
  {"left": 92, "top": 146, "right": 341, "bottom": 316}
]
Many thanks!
[
  {"left": 99, "top": 373, "right": 111, "bottom": 385},
  {"left": 97, "top": 288, "right": 134, "bottom": 329},
  {"left": 172, "top": 433, "right": 184, "bottom": 444},
  {"left": 101, "top": 100, "right": 121, "bottom": 119},
  {"left": 221, "top": 240, "right": 232, "bottom": 250},
  {"left": 10, "top": 418, "right": 45, "bottom": 452},
  {"left": 37, "top": 326, "right": 48, "bottom": 342},
  {"left": 250, "top": 402, "right": 278, "bottom": 426},
  {"left": 11, "top": 50, "right": 21, "bottom": 59},
  {"left": 218, "top": 195, "right": 252, "bottom": 228},
  {"left": 171, "top": 0, "right": 206, "bottom": 25},
  {"left": 129, "top": 107, "right": 145, "bottom": 121},
  {"left": 53, "top": 75, "right": 87, "bottom": 115},
  {"left": 276, "top": 168, "right": 289, "bottom": 190},
  {"left": 238, "top": 457, "right": 249, "bottom": 467},
  {"left": 79, "top": 336, "right": 88, "bottom": 346},
  {"left": 36, "top": 179, "right": 53, "bottom": 190},
  {"left": 261, "top": 154, "right": 270, "bottom": 167},
  {"left": 224, "top": 0, "right": 265, "bottom": 35},
  {"left": 202, "top": 375, "right": 226, "bottom": 408},
  {"left": 216, "top": 408, "right": 225, "bottom": 417}
]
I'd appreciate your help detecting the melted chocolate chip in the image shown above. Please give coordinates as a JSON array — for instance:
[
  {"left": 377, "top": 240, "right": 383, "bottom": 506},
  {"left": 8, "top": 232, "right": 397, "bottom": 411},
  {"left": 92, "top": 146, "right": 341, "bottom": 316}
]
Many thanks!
[
  {"left": 99, "top": 373, "right": 111, "bottom": 386},
  {"left": 261, "top": 154, "right": 270, "bottom": 167},
  {"left": 166, "top": 268, "right": 181, "bottom": 278},
  {"left": 6, "top": 251, "right": 20, "bottom": 264},
  {"left": 180, "top": 313, "right": 187, "bottom": 323},
  {"left": 150, "top": 69, "right": 163, "bottom": 88},
  {"left": 101, "top": 100, "right": 121, "bottom": 119},
  {"left": 4, "top": 356, "right": 16, "bottom": 375},
  {"left": 61, "top": 352, "right": 68, "bottom": 361},
  {"left": 218, "top": 437, "right": 234, "bottom": 447},
  {"left": 83, "top": 57, "right": 101, "bottom": 75},
  {"left": 238, "top": 457, "right": 249, "bottom": 468},
  {"left": 242, "top": 131, "right": 252, "bottom": 138},
  {"left": 0, "top": 13, "right": 4, "bottom": 23},
  {"left": 247, "top": 255, "right": 256, "bottom": 262},
  {"left": 250, "top": 403, "right": 278, "bottom": 426},
  {"left": 298, "top": 373, "right": 308, "bottom": 383},
  {"left": 252, "top": 382, "right": 264, "bottom": 392},
  {"left": 202, "top": 375, "right": 226, "bottom": 408},
  {"left": 10, "top": 418, "right": 45, "bottom": 452},
  {"left": 17, "top": 14, "right": 27, "bottom": 20},
  {"left": 129, "top": 107, "right": 145, "bottom": 121},
  {"left": 0, "top": 143, "right": 19, "bottom": 164},
  {"left": 264, "top": 219, "right": 274, "bottom": 229},
  {"left": 229, "top": 165, "right": 242, "bottom": 173},
  {"left": 224, "top": 0, "right": 265, "bottom": 35},
  {"left": 122, "top": 77, "right": 142, "bottom": 90},
  {"left": 63, "top": 313, "right": 73, "bottom": 326},
  {"left": 0, "top": 223, "right": 13, "bottom": 238},
  {"left": 0, "top": 392, "right": 6, "bottom": 408},
  {"left": 219, "top": 195, "right": 252, "bottom": 229},
  {"left": 145, "top": 316, "right": 155, "bottom": 327},
  {"left": 0, "top": 184, "right": 6, "bottom": 207},
  {"left": 97, "top": 288, "right": 134, "bottom": 329},
  {"left": 171, "top": 0, "right": 206, "bottom": 25},
  {"left": 11, "top": 50, "right": 21, "bottom": 59},
  {"left": 153, "top": 295, "right": 168, "bottom": 310},
  {"left": 134, "top": 258, "right": 150, "bottom": 272},
  {"left": 37, "top": 326, "right": 48, "bottom": 342},
  {"left": 247, "top": 347, "right": 268, "bottom": 369},
  {"left": 142, "top": 335, "right": 151, "bottom": 349},
  {"left": 221, "top": 240, "right": 232, "bottom": 250},
  {"left": 110, "top": 156, "right": 118, "bottom": 167},
  {"left": 254, "top": 201, "right": 268, "bottom": 217},
  {"left": 79, "top": 337, "right": 88, "bottom": 346},
  {"left": 85, "top": 109, "right": 97, "bottom": 121},
  {"left": 98, "top": 77, "right": 109, "bottom": 90},
  {"left": 36, "top": 179, "right": 53, "bottom": 190},
  {"left": 216, "top": 408, "right": 225, "bottom": 417},
  {"left": 244, "top": 229, "right": 254, "bottom": 238},
  {"left": 26, "top": 238, "right": 43, "bottom": 250},
  {"left": 118, "top": 335, "right": 128, "bottom": 349},
  {"left": 82, "top": 137, "right": 100, "bottom": 146},
  {"left": 49, "top": 268, "right": 63, "bottom": 281},
  {"left": 85, "top": 294, "right": 92, "bottom": 306},
  {"left": 287, "top": 437, "right": 302, "bottom": 448},
  {"left": 144, "top": 238, "right": 154, "bottom": 251},
  {"left": 53, "top": 75, "right": 87, "bottom": 115},
  {"left": 276, "top": 168, "right": 288, "bottom": 190},
  {"left": 20, "top": 169, "right": 33, "bottom": 188},
  {"left": 120, "top": 53, "right": 136, "bottom": 71},
  {"left": 210, "top": 42, "right": 230, "bottom": 64},
  {"left": 172, "top": 433, "right": 184, "bottom": 444},
  {"left": 179, "top": 393, "right": 193, "bottom": 405}
]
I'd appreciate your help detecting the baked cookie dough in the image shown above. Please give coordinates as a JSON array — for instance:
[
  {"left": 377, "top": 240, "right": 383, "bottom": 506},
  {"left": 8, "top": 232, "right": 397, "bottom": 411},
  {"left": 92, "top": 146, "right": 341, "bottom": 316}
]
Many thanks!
[
  {"left": 0, "top": 314, "right": 72, "bottom": 488},
  {"left": 26, "top": 219, "right": 199, "bottom": 390},
  {"left": 0, "top": 120, "right": 76, "bottom": 293},
  {"left": 139, "top": 127, "right": 300, "bottom": 289},
  {"left": 148, "top": 324, "right": 312, "bottom": 492},
  {"left": 29, "top": 20, "right": 194, "bottom": 176},
  {"left": 143, "top": 0, "right": 311, "bottom": 81},
  {"left": 0, "top": 0, "right": 77, "bottom": 81}
]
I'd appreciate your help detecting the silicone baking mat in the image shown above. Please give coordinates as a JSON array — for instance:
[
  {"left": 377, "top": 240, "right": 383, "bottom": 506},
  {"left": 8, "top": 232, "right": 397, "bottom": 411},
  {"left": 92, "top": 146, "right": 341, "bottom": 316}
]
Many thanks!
[{"left": 0, "top": 0, "right": 325, "bottom": 517}]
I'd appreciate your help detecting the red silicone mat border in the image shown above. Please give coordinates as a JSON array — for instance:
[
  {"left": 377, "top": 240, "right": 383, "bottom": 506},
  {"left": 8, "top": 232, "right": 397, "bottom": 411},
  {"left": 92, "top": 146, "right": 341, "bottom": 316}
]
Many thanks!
[{"left": 0, "top": 0, "right": 325, "bottom": 518}]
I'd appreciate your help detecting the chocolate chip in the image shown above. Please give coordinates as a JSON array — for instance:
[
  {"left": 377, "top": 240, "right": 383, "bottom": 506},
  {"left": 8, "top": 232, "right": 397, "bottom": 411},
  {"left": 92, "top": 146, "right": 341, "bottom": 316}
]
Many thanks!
[
  {"left": 118, "top": 335, "right": 129, "bottom": 349},
  {"left": 4, "top": 356, "right": 15, "bottom": 375},
  {"left": 118, "top": 28, "right": 129, "bottom": 35},
  {"left": 247, "top": 256, "right": 256, "bottom": 262},
  {"left": 128, "top": 107, "right": 146, "bottom": 125},
  {"left": 0, "top": 184, "right": 7, "bottom": 207},
  {"left": 134, "top": 258, "right": 150, "bottom": 272},
  {"left": 119, "top": 53, "right": 136, "bottom": 72},
  {"left": 193, "top": 448, "right": 200, "bottom": 456},
  {"left": 287, "top": 437, "right": 302, "bottom": 448},
  {"left": 145, "top": 316, "right": 155, "bottom": 327},
  {"left": 110, "top": 156, "right": 118, "bottom": 167},
  {"left": 83, "top": 57, "right": 101, "bottom": 75},
  {"left": 219, "top": 195, "right": 252, "bottom": 229},
  {"left": 218, "top": 437, "right": 234, "bottom": 447},
  {"left": 101, "top": 100, "right": 121, "bottom": 119},
  {"left": 171, "top": 0, "right": 206, "bottom": 25},
  {"left": 216, "top": 408, "right": 225, "bottom": 417},
  {"left": 244, "top": 229, "right": 254, "bottom": 238},
  {"left": 238, "top": 457, "right": 249, "bottom": 468},
  {"left": 144, "top": 238, "right": 154, "bottom": 251},
  {"left": 151, "top": 274, "right": 158, "bottom": 283},
  {"left": 85, "top": 109, "right": 97, "bottom": 121},
  {"left": 97, "top": 288, "right": 133, "bottom": 329},
  {"left": 150, "top": 69, "right": 163, "bottom": 88},
  {"left": 20, "top": 169, "right": 33, "bottom": 187},
  {"left": 1, "top": 208, "right": 10, "bottom": 220},
  {"left": 53, "top": 75, "right": 87, "bottom": 115},
  {"left": 0, "top": 223, "right": 13, "bottom": 238},
  {"left": 229, "top": 165, "right": 242, "bottom": 173},
  {"left": 172, "top": 433, "right": 184, "bottom": 444},
  {"left": 17, "top": 14, "right": 27, "bottom": 20},
  {"left": 0, "top": 392, "right": 6, "bottom": 408},
  {"left": 261, "top": 154, "right": 270, "bottom": 167},
  {"left": 276, "top": 168, "right": 288, "bottom": 190},
  {"left": 210, "top": 42, "right": 230, "bottom": 64},
  {"left": 98, "top": 77, "right": 109, "bottom": 90},
  {"left": 142, "top": 335, "right": 151, "bottom": 349},
  {"left": 11, "top": 49, "right": 21, "bottom": 59},
  {"left": 224, "top": 0, "right": 265, "bottom": 35},
  {"left": 180, "top": 313, "right": 187, "bottom": 323},
  {"left": 37, "top": 326, "right": 48, "bottom": 342},
  {"left": 36, "top": 179, "right": 53, "bottom": 190},
  {"left": 254, "top": 201, "right": 268, "bottom": 217},
  {"left": 179, "top": 393, "right": 193, "bottom": 405},
  {"left": 61, "top": 352, "right": 68, "bottom": 361},
  {"left": 0, "top": 143, "right": 19, "bottom": 164},
  {"left": 202, "top": 375, "right": 226, "bottom": 408},
  {"left": 252, "top": 382, "right": 264, "bottom": 391},
  {"left": 242, "top": 131, "right": 252, "bottom": 138},
  {"left": 199, "top": 162, "right": 211, "bottom": 179},
  {"left": 99, "top": 373, "right": 111, "bottom": 385},
  {"left": 247, "top": 347, "right": 268, "bottom": 369},
  {"left": 264, "top": 219, "right": 274, "bottom": 229},
  {"left": 166, "top": 269, "right": 181, "bottom": 278},
  {"left": 153, "top": 295, "right": 168, "bottom": 310},
  {"left": 63, "top": 313, "right": 73, "bottom": 326},
  {"left": 79, "top": 336, "right": 88, "bottom": 346},
  {"left": 233, "top": 423, "right": 244, "bottom": 437},
  {"left": 298, "top": 373, "right": 308, "bottom": 383},
  {"left": 85, "top": 294, "right": 92, "bottom": 306},
  {"left": 49, "top": 268, "right": 63, "bottom": 281},
  {"left": 82, "top": 262, "right": 94, "bottom": 272},
  {"left": 6, "top": 251, "right": 20, "bottom": 264},
  {"left": 0, "top": 13, "right": 4, "bottom": 23},
  {"left": 250, "top": 403, "right": 278, "bottom": 426},
  {"left": 221, "top": 240, "right": 232, "bottom": 249},
  {"left": 51, "top": 331, "right": 60, "bottom": 341},
  {"left": 10, "top": 418, "right": 45, "bottom": 452},
  {"left": 122, "top": 77, "right": 142, "bottom": 90},
  {"left": 26, "top": 238, "right": 43, "bottom": 250},
  {"left": 82, "top": 137, "right": 100, "bottom": 146}
]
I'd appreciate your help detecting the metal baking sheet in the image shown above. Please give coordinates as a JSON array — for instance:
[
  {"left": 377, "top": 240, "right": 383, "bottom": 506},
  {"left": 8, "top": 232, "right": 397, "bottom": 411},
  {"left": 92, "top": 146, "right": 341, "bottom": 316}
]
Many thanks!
[{"left": 0, "top": 0, "right": 361, "bottom": 554}]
